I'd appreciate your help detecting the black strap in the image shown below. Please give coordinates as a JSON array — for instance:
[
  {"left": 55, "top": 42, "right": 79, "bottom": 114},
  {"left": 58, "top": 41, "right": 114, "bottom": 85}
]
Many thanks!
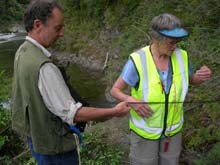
[{"left": 59, "top": 66, "right": 89, "bottom": 132}]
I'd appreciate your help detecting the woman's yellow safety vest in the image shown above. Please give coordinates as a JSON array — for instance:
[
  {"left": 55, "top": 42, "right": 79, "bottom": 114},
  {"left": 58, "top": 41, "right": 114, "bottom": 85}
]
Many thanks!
[{"left": 130, "top": 46, "right": 189, "bottom": 139}]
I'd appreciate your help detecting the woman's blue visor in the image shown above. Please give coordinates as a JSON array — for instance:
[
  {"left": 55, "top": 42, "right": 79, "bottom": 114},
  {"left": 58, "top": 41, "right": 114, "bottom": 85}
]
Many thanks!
[{"left": 158, "top": 27, "right": 189, "bottom": 38}]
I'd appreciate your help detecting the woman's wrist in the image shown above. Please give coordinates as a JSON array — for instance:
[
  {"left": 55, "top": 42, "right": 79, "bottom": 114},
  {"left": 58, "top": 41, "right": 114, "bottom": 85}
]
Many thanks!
[{"left": 124, "top": 95, "right": 131, "bottom": 102}]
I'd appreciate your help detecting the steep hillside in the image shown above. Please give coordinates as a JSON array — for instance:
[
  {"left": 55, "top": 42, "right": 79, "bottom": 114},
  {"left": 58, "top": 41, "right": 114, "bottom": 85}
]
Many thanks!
[{"left": 59, "top": 0, "right": 219, "bottom": 82}]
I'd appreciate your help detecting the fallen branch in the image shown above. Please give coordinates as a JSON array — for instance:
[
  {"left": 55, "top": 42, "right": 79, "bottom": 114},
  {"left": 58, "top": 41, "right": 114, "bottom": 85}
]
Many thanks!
[
  {"left": 102, "top": 52, "right": 109, "bottom": 72},
  {"left": 0, "top": 126, "right": 9, "bottom": 135},
  {"left": 13, "top": 149, "right": 30, "bottom": 161}
]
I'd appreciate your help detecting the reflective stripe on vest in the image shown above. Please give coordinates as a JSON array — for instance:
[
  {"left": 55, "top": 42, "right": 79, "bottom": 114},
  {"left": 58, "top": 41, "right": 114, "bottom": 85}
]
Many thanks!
[{"left": 129, "top": 46, "right": 189, "bottom": 139}]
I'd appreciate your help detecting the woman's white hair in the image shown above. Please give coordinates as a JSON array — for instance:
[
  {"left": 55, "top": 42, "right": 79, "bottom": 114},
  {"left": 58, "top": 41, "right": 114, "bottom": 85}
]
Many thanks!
[{"left": 149, "top": 13, "right": 182, "bottom": 41}]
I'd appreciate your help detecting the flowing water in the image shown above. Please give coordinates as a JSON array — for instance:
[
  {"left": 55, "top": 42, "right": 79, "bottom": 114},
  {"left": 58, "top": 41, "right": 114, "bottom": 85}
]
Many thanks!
[
  {"left": 0, "top": 33, "right": 25, "bottom": 75},
  {"left": 0, "top": 33, "right": 106, "bottom": 107}
]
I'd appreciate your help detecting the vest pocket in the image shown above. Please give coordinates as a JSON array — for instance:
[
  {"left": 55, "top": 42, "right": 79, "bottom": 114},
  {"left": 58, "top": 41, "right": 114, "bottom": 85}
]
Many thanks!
[
  {"left": 12, "top": 103, "right": 30, "bottom": 136},
  {"left": 146, "top": 106, "right": 164, "bottom": 128},
  {"left": 168, "top": 105, "right": 182, "bottom": 126},
  {"left": 51, "top": 116, "right": 70, "bottom": 136}
]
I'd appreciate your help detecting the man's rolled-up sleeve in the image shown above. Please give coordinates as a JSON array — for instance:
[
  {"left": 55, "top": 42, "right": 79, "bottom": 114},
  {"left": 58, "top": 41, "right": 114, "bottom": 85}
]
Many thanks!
[{"left": 38, "top": 63, "right": 82, "bottom": 125}]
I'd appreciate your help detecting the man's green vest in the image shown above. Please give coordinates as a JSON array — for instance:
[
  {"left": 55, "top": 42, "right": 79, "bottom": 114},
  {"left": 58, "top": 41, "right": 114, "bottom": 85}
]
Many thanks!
[
  {"left": 12, "top": 41, "right": 76, "bottom": 154},
  {"left": 130, "top": 46, "right": 189, "bottom": 139}
]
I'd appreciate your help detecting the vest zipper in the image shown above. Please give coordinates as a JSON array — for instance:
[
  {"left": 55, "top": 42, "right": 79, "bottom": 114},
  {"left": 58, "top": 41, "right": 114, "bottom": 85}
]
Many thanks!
[
  {"left": 161, "top": 93, "right": 169, "bottom": 137},
  {"left": 161, "top": 59, "right": 173, "bottom": 137}
]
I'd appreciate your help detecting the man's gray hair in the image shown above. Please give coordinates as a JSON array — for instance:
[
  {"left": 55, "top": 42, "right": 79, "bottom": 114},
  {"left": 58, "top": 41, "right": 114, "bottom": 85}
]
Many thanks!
[{"left": 24, "top": 0, "right": 62, "bottom": 32}]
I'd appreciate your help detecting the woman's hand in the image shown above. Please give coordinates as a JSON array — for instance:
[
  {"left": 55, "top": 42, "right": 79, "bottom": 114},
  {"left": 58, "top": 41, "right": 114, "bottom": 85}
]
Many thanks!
[
  {"left": 190, "top": 65, "right": 212, "bottom": 85},
  {"left": 126, "top": 96, "right": 153, "bottom": 118},
  {"left": 195, "top": 65, "right": 212, "bottom": 81}
]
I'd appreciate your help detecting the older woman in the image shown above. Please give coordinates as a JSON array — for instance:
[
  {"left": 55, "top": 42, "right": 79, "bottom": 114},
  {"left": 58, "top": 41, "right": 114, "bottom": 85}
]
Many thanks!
[{"left": 111, "top": 13, "right": 212, "bottom": 165}]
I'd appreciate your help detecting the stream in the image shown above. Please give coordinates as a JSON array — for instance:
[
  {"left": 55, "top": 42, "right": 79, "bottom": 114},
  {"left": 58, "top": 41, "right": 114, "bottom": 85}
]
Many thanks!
[{"left": 0, "top": 33, "right": 107, "bottom": 108}]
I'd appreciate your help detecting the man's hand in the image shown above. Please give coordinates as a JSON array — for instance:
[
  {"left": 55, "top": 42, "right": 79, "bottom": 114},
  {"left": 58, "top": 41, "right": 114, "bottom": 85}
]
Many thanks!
[{"left": 113, "top": 101, "right": 130, "bottom": 117}]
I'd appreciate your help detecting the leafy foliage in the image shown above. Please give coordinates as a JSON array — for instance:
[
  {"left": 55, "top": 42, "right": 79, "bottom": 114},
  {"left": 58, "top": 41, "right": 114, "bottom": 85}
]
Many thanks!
[
  {"left": 0, "top": 71, "right": 11, "bottom": 101},
  {"left": 193, "top": 142, "right": 220, "bottom": 165},
  {"left": 0, "top": 71, "right": 35, "bottom": 165},
  {"left": 0, "top": 0, "right": 25, "bottom": 31},
  {"left": 81, "top": 132, "right": 124, "bottom": 165}
]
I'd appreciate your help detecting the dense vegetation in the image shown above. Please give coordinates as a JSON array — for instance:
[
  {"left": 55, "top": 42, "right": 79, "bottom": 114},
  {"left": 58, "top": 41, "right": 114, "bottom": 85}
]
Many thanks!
[
  {"left": 0, "top": 0, "right": 220, "bottom": 164},
  {"left": 59, "top": 1, "right": 220, "bottom": 163},
  {"left": 0, "top": 0, "right": 29, "bottom": 32}
]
